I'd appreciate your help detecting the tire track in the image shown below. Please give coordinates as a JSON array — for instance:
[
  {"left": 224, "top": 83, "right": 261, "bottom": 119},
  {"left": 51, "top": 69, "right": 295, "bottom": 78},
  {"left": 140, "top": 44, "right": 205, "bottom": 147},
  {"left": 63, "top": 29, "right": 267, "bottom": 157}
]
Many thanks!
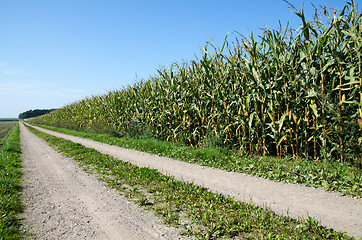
[{"left": 25, "top": 123, "right": 362, "bottom": 239}]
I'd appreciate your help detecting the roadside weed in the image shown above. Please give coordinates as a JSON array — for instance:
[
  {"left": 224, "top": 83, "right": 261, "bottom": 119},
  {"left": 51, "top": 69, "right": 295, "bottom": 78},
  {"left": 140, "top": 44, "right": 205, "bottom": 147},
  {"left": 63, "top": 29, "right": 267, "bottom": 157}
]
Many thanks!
[
  {"left": 0, "top": 124, "right": 23, "bottom": 239},
  {"left": 30, "top": 123, "right": 362, "bottom": 198},
  {"left": 27, "top": 125, "right": 352, "bottom": 239}
]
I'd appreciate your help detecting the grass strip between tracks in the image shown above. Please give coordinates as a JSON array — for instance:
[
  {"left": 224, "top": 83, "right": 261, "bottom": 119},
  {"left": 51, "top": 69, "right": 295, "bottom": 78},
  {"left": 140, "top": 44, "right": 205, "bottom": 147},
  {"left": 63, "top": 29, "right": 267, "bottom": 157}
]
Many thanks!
[
  {"left": 29, "top": 123, "right": 361, "bottom": 198},
  {"left": 26, "top": 124, "right": 352, "bottom": 239},
  {"left": 0, "top": 124, "right": 23, "bottom": 239}
]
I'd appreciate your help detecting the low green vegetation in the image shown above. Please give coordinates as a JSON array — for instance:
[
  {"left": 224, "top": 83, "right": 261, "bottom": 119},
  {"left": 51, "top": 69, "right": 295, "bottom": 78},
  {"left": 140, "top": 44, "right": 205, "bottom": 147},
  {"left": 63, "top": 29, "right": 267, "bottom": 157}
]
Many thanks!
[
  {"left": 30, "top": 123, "right": 362, "bottom": 198},
  {"left": 0, "top": 120, "right": 18, "bottom": 144},
  {"left": 26, "top": 125, "right": 352, "bottom": 239},
  {"left": 0, "top": 124, "right": 23, "bottom": 239},
  {"left": 0, "top": 118, "right": 18, "bottom": 122},
  {"left": 0, "top": 120, "right": 17, "bottom": 131}
]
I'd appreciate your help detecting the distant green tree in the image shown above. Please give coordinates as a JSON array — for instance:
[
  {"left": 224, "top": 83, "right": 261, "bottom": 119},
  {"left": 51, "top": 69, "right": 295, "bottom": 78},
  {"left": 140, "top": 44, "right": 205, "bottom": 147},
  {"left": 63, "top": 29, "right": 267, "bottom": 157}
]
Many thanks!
[{"left": 18, "top": 109, "right": 57, "bottom": 119}]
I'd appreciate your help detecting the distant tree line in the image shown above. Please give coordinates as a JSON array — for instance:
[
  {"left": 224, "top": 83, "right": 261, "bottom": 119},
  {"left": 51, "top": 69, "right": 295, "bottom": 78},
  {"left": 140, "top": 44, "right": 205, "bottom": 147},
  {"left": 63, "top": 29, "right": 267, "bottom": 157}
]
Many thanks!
[{"left": 18, "top": 109, "right": 57, "bottom": 119}]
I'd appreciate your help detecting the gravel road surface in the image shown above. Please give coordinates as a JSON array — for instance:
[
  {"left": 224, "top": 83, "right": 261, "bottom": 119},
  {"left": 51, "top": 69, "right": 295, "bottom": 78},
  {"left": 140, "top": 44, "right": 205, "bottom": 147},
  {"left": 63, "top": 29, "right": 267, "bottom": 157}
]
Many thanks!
[
  {"left": 20, "top": 123, "right": 186, "bottom": 239},
  {"left": 23, "top": 123, "right": 362, "bottom": 239}
]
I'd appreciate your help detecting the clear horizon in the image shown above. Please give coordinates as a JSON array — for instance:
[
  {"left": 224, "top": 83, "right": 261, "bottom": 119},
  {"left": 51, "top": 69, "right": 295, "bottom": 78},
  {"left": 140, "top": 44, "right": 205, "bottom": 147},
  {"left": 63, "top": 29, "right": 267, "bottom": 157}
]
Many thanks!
[{"left": 0, "top": 0, "right": 357, "bottom": 118}]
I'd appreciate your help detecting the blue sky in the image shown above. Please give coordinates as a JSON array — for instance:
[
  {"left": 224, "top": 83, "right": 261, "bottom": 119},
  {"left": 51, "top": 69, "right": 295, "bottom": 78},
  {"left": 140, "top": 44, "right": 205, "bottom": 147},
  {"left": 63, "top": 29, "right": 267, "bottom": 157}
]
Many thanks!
[{"left": 0, "top": 0, "right": 357, "bottom": 118}]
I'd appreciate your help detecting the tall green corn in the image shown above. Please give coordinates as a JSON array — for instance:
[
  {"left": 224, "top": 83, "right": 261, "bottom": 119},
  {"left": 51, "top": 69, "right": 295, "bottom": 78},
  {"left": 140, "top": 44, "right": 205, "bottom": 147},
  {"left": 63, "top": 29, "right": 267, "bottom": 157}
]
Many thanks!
[{"left": 33, "top": 1, "right": 361, "bottom": 167}]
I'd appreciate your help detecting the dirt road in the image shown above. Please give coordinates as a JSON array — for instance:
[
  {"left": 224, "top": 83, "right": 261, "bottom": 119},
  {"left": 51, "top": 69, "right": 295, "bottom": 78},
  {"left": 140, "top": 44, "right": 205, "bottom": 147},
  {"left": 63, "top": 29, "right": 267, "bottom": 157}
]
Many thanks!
[
  {"left": 23, "top": 123, "right": 362, "bottom": 239},
  {"left": 20, "top": 123, "right": 186, "bottom": 239}
]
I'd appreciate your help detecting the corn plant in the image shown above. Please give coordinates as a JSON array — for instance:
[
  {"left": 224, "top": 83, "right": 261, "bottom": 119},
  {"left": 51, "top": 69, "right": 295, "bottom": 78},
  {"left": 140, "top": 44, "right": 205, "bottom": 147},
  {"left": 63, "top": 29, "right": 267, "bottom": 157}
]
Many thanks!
[{"left": 33, "top": 1, "right": 362, "bottom": 167}]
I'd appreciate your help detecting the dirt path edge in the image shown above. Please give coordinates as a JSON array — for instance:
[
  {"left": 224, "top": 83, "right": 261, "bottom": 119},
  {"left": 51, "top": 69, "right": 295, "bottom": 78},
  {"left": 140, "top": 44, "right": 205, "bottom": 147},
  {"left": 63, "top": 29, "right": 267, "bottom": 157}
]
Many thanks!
[
  {"left": 25, "top": 123, "right": 362, "bottom": 239},
  {"left": 20, "top": 122, "right": 186, "bottom": 239}
]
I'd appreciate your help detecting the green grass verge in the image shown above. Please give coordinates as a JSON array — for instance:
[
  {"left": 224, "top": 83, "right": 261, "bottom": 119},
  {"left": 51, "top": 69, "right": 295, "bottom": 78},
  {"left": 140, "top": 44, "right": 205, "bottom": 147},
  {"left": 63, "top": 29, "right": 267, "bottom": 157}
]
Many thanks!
[
  {"left": 0, "top": 124, "right": 23, "bottom": 239},
  {"left": 28, "top": 123, "right": 362, "bottom": 198},
  {"left": 26, "top": 124, "right": 352, "bottom": 239}
]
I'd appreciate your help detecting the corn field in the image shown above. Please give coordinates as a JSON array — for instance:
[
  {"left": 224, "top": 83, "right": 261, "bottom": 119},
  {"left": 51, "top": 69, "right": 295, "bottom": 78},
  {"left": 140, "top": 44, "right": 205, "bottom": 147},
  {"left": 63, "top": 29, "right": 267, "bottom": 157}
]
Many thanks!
[{"left": 34, "top": 1, "right": 361, "bottom": 166}]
